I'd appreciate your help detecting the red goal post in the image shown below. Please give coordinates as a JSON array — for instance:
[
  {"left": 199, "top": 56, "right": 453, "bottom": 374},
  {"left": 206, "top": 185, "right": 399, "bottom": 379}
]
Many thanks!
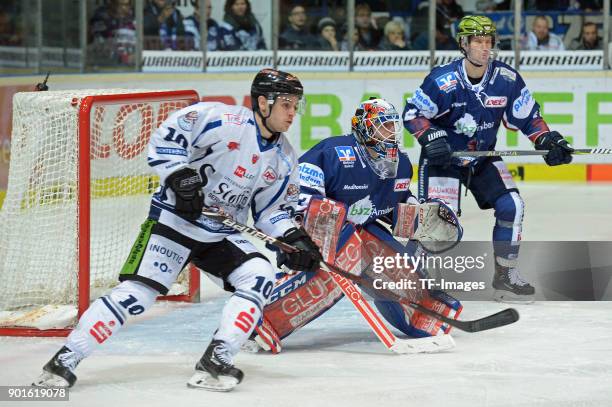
[{"left": 0, "top": 89, "right": 202, "bottom": 337}]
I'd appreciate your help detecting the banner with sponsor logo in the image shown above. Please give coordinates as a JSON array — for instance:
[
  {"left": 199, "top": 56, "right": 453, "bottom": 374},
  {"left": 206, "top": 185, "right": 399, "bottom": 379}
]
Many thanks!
[
  {"left": 142, "top": 50, "right": 605, "bottom": 73},
  {"left": 2, "top": 71, "right": 612, "bottom": 206}
]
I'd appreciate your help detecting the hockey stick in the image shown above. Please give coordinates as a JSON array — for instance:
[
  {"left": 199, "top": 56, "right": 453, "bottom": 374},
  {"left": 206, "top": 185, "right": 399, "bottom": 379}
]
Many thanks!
[
  {"left": 201, "top": 209, "right": 519, "bottom": 333},
  {"left": 452, "top": 148, "right": 612, "bottom": 158}
]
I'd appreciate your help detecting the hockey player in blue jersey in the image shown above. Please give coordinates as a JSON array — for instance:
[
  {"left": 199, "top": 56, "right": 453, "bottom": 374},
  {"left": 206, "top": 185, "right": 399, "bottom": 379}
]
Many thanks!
[
  {"left": 403, "top": 16, "right": 574, "bottom": 301},
  {"left": 32, "top": 69, "right": 322, "bottom": 391},
  {"left": 247, "top": 98, "right": 463, "bottom": 353}
]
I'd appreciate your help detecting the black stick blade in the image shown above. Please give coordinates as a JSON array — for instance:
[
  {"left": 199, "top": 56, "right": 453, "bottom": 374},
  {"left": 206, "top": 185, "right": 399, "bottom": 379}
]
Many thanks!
[{"left": 460, "top": 308, "right": 520, "bottom": 333}]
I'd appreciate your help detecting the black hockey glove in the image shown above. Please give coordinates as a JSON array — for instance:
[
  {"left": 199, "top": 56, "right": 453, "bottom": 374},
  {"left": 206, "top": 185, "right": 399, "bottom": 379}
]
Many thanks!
[
  {"left": 276, "top": 228, "right": 322, "bottom": 273},
  {"left": 418, "top": 128, "right": 452, "bottom": 168},
  {"left": 535, "top": 131, "right": 574, "bottom": 166},
  {"left": 166, "top": 167, "right": 204, "bottom": 221}
]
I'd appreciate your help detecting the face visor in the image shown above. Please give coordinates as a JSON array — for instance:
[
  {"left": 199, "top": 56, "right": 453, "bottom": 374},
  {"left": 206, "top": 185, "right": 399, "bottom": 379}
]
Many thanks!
[{"left": 267, "top": 93, "right": 307, "bottom": 115}]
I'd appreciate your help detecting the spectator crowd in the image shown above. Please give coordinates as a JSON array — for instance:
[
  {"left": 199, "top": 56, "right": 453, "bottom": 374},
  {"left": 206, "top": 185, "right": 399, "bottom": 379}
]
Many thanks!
[{"left": 0, "top": 0, "right": 606, "bottom": 68}]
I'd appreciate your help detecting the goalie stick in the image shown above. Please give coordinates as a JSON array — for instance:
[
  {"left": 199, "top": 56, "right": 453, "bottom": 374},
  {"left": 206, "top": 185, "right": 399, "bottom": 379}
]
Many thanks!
[
  {"left": 201, "top": 209, "right": 519, "bottom": 334},
  {"left": 452, "top": 148, "right": 612, "bottom": 158}
]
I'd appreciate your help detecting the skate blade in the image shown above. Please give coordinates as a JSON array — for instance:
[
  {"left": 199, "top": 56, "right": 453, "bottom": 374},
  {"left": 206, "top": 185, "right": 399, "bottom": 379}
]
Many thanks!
[
  {"left": 494, "top": 290, "right": 535, "bottom": 304},
  {"left": 32, "top": 371, "right": 71, "bottom": 388},
  {"left": 187, "top": 371, "right": 239, "bottom": 392}
]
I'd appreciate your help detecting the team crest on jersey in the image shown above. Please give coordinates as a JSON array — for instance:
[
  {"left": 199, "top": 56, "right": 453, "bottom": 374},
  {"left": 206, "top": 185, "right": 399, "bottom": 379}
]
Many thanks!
[
  {"left": 262, "top": 166, "right": 278, "bottom": 184},
  {"left": 252, "top": 154, "right": 259, "bottom": 164},
  {"left": 435, "top": 72, "right": 458, "bottom": 93},
  {"left": 335, "top": 146, "right": 356, "bottom": 162},
  {"left": 394, "top": 178, "right": 410, "bottom": 191},
  {"left": 177, "top": 111, "right": 199, "bottom": 131},
  {"left": 227, "top": 141, "right": 240, "bottom": 151},
  {"left": 285, "top": 183, "right": 299, "bottom": 201}
]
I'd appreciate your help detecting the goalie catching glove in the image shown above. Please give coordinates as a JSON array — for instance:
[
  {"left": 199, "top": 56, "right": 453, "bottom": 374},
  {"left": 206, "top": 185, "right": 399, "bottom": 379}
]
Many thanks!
[
  {"left": 535, "top": 131, "right": 574, "bottom": 166},
  {"left": 276, "top": 228, "right": 323, "bottom": 272},
  {"left": 166, "top": 167, "right": 204, "bottom": 221},
  {"left": 393, "top": 198, "right": 463, "bottom": 254}
]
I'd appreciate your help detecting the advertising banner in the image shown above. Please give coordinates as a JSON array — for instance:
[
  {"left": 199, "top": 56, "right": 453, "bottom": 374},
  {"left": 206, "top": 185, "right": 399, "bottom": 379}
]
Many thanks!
[{"left": 1, "top": 71, "right": 612, "bottom": 205}]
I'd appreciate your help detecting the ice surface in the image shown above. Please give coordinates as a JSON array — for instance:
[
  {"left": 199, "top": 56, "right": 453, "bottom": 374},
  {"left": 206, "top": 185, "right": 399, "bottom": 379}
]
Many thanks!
[{"left": 1, "top": 183, "right": 612, "bottom": 407}]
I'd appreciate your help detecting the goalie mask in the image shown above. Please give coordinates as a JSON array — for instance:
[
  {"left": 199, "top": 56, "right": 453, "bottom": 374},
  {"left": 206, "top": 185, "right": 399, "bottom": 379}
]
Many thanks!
[{"left": 352, "top": 98, "right": 402, "bottom": 179}]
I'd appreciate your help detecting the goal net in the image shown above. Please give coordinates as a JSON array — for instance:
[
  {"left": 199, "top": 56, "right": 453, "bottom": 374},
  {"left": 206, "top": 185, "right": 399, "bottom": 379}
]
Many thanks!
[{"left": 0, "top": 89, "right": 201, "bottom": 335}]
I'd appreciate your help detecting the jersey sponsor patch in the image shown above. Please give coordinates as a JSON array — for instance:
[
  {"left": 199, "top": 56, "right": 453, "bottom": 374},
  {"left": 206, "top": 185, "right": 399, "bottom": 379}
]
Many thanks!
[
  {"left": 410, "top": 88, "right": 439, "bottom": 118},
  {"left": 499, "top": 67, "right": 517, "bottom": 82},
  {"left": 493, "top": 161, "right": 518, "bottom": 190},
  {"left": 435, "top": 72, "right": 458, "bottom": 93},
  {"left": 343, "top": 184, "right": 368, "bottom": 190},
  {"left": 484, "top": 96, "right": 508, "bottom": 108},
  {"left": 223, "top": 113, "right": 248, "bottom": 125},
  {"left": 227, "top": 141, "right": 240, "bottom": 151},
  {"left": 335, "top": 146, "right": 356, "bottom": 162},
  {"left": 269, "top": 213, "right": 290, "bottom": 224},
  {"left": 513, "top": 87, "right": 535, "bottom": 119},
  {"left": 298, "top": 162, "right": 325, "bottom": 190},
  {"left": 155, "top": 147, "right": 187, "bottom": 156},
  {"left": 177, "top": 111, "right": 199, "bottom": 131},
  {"left": 453, "top": 113, "right": 478, "bottom": 137},
  {"left": 426, "top": 177, "right": 460, "bottom": 212},
  {"left": 394, "top": 178, "right": 410, "bottom": 191},
  {"left": 234, "top": 166, "right": 247, "bottom": 178}
]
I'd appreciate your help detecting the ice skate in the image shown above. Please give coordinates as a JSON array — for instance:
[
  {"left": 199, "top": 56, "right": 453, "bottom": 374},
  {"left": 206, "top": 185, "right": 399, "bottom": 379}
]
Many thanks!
[
  {"left": 187, "top": 340, "right": 244, "bottom": 392},
  {"left": 32, "top": 346, "right": 82, "bottom": 388},
  {"left": 493, "top": 263, "right": 535, "bottom": 303}
]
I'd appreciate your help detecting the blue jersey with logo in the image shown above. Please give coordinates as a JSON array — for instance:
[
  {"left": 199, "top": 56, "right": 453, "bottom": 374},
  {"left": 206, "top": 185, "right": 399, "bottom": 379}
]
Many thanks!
[
  {"left": 298, "top": 135, "right": 414, "bottom": 225},
  {"left": 403, "top": 58, "right": 549, "bottom": 163}
]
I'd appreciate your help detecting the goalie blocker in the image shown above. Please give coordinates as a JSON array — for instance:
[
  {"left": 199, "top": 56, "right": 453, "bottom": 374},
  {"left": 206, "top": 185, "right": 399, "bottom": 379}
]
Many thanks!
[{"left": 253, "top": 196, "right": 463, "bottom": 352}]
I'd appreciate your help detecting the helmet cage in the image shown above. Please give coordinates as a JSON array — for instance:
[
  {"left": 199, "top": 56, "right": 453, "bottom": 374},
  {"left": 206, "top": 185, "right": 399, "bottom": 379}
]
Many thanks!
[{"left": 352, "top": 99, "right": 402, "bottom": 178}]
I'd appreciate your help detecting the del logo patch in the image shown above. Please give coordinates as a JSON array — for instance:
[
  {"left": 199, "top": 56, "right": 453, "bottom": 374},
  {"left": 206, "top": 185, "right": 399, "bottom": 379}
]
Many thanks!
[
  {"left": 335, "top": 146, "right": 356, "bottom": 162},
  {"left": 394, "top": 178, "right": 410, "bottom": 191}
]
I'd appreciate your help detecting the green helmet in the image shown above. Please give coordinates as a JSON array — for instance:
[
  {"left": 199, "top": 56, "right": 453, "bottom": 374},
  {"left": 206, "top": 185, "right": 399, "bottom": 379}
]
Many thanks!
[{"left": 456, "top": 15, "right": 497, "bottom": 44}]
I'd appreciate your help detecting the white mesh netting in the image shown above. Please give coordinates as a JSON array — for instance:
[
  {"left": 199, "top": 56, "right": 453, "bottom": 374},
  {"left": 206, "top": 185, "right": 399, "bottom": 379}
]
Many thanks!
[{"left": 0, "top": 89, "right": 196, "bottom": 330}]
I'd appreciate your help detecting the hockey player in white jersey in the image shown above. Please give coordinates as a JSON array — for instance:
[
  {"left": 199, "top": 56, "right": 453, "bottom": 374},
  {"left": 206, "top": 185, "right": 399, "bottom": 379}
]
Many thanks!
[{"left": 33, "top": 69, "right": 322, "bottom": 392}]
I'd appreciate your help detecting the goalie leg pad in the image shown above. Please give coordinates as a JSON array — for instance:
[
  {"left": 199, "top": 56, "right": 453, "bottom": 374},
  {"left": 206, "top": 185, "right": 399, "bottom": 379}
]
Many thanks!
[
  {"left": 254, "top": 315, "right": 282, "bottom": 353},
  {"left": 262, "top": 269, "right": 344, "bottom": 342},
  {"left": 373, "top": 290, "right": 462, "bottom": 338}
]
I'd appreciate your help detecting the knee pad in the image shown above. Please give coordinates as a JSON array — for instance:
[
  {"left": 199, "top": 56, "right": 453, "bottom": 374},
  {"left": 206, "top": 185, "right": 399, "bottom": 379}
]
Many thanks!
[
  {"left": 227, "top": 257, "right": 275, "bottom": 312},
  {"left": 494, "top": 192, "right": 524, "bottom": 230},
  {"left": 65, "top": 281, "right": 159, "bottom": 355},
  {"left": 107, "top": 280, "right": 158, "bottom": 318}
]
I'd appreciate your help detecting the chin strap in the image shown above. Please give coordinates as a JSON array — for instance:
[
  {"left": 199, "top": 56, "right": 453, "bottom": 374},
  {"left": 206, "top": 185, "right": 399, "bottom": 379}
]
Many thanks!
[
  {"left": 466, "top": 55, "right": 484, "bottom": 68},
  {"left": 255, "top": 107, "right": 280, "bottom": 141}
]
